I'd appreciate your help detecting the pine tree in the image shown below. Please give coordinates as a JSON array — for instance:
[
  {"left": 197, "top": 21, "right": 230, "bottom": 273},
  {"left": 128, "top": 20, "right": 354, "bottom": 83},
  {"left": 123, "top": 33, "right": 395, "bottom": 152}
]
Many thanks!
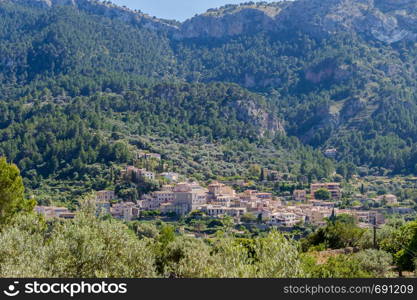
[{"left": 0, "top": 157, "right": 35, "bottom": 223}]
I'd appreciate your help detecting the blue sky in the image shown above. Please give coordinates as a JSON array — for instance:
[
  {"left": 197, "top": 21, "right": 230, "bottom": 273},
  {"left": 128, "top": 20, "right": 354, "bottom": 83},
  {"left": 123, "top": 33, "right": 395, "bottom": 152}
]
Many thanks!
[{"left": 112, "top": 0, "right": 275, "bottom": 21}]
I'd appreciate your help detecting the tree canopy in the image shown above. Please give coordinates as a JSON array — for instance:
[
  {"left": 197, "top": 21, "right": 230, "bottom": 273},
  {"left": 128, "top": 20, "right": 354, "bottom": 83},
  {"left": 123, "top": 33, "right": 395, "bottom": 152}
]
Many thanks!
[{"left": 0, "top": 157, "right": 35, "bottom": 223}]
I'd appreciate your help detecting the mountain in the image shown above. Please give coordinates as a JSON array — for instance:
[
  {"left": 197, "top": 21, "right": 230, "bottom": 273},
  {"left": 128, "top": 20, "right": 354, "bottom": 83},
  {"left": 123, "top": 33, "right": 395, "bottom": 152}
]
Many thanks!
[
  {"left": 2, "top": 0, "right": 417, "bottom": 202},
  {"left": 171, "top": 0, "right": 417, "bottom": 175},
  {"left": 0, "top": 0, "right": 283, "bottom": 136},
  {"left": 1, "top": 0, "right": 322, "bottom": 204},
  {"left": 176, "top": 0, "right": 417, "bottom": 43},
  {"left": 6, "top": 0, "right": 417, "bottom": 43},
  {"left": 2, "top": 0, "right": 179, "bottom": 29},
  {"left": 0, "top": 0, "right": 179, "bottom": 85}
]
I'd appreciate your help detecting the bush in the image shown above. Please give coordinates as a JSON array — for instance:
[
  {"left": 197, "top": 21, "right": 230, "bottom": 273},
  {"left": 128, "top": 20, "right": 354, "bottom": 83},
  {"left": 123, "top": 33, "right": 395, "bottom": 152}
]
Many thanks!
[
  {"left": 240, "top": 213, "right": 257, "bottom": 223},
  {"left": 354, "top": 250, "right": 393, "bottom": 277},
  {"left": 302, "top": 217, "right": 365, "bottom": 250},
  {"left": 162, "top": 237, "right": 215, "bottom": 278},
  {"left": 306, "top": 255, "right": 372, "bottom": 278},
  {"left": 130, "top": 221, "right": 160, "bottom": 239},
  {"left": 210, "top": 231, "right": 305, "bottom": 278}
]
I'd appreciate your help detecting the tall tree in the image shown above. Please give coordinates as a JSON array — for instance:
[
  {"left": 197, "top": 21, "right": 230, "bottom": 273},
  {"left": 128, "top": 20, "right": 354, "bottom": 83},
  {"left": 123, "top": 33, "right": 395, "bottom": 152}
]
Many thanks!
[{"left": 0, "top": 157, "right": 35, "bottom": 223}]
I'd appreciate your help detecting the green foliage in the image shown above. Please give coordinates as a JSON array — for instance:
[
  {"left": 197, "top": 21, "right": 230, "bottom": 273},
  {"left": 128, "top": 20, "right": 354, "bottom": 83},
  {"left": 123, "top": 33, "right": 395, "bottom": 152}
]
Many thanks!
[
  {"left": 334, "top": 214, "right": 356, "bottom": 225},
  {"left": 3, "top": 0, "right": 417, "bottom": 181},
  {"left": 161, "top": 236, "right": 215, "bottom": 278},
  {"left": 0, "top": 157, "right": 35, "bottom": 223},
  {"left": 353, "top": 250, "right": 393, "bottom": 277},
  {"left": 0, "top": 199, "right": 414, "bottom": 278},
  {"left": 0, "top": 214, "right": 49, "bottom": 277},
  {"left": 175, "top": 28, "right": 417, "bottom": 176},
  {"left": 207, "top": 219, "right": 224, "bottom": 228},
  {"left": 0, "top": 212, "right": 156, "bottom": 277},
  {"left": 0, "top": 2, "right": 340, "bottom": 203},
  {"left": 129, "top": 221, "right": 160, "bottom": 239},
  {"left": 0, "top": 4, "right": 175, "bottom": 90},
  {"left": 0, "top": 81, "right": 334, "bottom": 202},
  {"left": 394, "top": 221, "right": 417, "bottom": 272},
  {"left": 241, "top": 213, "right": 257, "bottom": 224},
  {"left": 314, "top": 188, "right": 331, "bottom": 200},
  {"left": 46, "top": 212, "right": 156, "bottom": 277},
  {"left": 358, "top": 218, "right": 417, "bottom": 273},
  {"left": 1, "top": 0, "right": 417, "bottom": 279},
  {"left": 0, "top": 211, "right": 307, "bottom": 278},
  {"left": 302, "top": 216, "right": 365, "bottom": 250},
  {"left": 304, "top": 254, "right": 373, "bottom": 278},
  {"left": 160, "top": 230, "right": 305, "bottom": 278}
]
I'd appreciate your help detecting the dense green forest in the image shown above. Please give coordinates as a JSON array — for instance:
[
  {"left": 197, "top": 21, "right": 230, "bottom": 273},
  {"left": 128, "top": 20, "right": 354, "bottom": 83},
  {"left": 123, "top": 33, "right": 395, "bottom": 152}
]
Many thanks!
[
  {"left": 174, "top": 31, "right": 417, "bottom": 174},
  {"left": 2, "top": 0, "right": 417, "bottom": 201},
  {"left": 0, "top": 1, "right": 337, "bottom": 202},
  {"left": 0, "top": 81, "right": 334, "bottom": 203}
]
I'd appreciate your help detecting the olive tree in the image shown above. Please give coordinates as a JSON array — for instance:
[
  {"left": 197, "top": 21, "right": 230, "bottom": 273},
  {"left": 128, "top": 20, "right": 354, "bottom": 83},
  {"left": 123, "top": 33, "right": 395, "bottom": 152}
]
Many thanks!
[
  {"left": 0, "top": 214, "right": 48, "bottom": 277},
  {"left": 354, "top": 249, "right": 393, "bottom": 277},
  {"left": 0, "top": 211, "right": 157, "bottom": 278},
  {"left": 45, "top": 211, "right": 157, "bottom": 278}
]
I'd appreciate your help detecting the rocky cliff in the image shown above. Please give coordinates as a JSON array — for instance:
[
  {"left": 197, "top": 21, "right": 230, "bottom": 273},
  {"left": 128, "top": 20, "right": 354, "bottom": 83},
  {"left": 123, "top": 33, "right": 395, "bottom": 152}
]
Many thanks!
[
  {"left": 175, "top": 3, "right": 286, "bottom": 39},
  {"left": 230, "top": 99, "right": 286, "bottom": 136},
  {"left": 176, "top": 0, "right": 417, "bottom": 44},
  {"left": 6, "top": 0, "right": 417, "bottom": 44}
]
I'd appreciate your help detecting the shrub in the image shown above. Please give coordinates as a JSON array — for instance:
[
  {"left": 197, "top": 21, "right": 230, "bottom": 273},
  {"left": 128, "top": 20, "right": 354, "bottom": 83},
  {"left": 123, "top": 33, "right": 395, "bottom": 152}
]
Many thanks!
[{"left": 354, "top": 249, "right": 393, "bottom": 277}]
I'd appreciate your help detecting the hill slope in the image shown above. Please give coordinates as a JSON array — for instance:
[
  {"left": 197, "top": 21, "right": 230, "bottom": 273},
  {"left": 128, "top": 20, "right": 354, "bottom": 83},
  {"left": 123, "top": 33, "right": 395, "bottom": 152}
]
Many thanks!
[
  {"left": 172, "top": 0, "right": 417, "bottom": 174},
  {"left": 0, "top": 0, "right": 336, "bottom": 203},
  {"left": 2, "top": 0, "right": 417, "bottom": 203}
]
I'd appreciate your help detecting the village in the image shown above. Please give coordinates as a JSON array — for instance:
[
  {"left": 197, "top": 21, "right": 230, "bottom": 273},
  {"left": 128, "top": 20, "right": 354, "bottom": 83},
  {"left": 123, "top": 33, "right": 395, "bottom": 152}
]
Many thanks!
[
  {"left": 33, "top": 150, "right": 413, "bottom": 231},
  {"left": 36, "top": 180, "right": 388, "bottom": 227}
]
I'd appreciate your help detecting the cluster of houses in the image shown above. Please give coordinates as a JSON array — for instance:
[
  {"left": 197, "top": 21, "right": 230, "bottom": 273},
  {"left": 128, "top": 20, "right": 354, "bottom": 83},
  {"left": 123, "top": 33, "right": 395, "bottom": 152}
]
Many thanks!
[
  {"left": 34, "top": 179, "right": 389, "bottom": 228},
  {"left": 284, "top": 182, "right": 388, "bottom": 227},
  {"left": 137, "top": 181, "right": 387, "bottom": 228},
  {"left": 290, "top": 182, "right": 342, "bottom": 203},
  {"left": 35, "top": 190, "right": 143, "bottom": 222},
  {"left": 120, "top": 165, "right": 180, "bottom": 184},
  {"left": 114, "top": 181, "right": 384, "bottom": 227},
  {"left": 121, "top": 166, "right": 156, "bottom": 182},
  {"left": 264, "top": 203, "right": 385, "bottom": 228},
  {"left": 94, "top": 190, "right": 141, "bottom": 220},
  {"left": 372, "top": 194, "right": 398, "bottom": 205},
  {"left": 30, "top": 146, "right": 417, "bottom": 231},
  {"left": 141, "top": 181, "right": 249, "bottom": 217},
  {"left": 34, "top": 206, "right": 76, "bottom": 219}
]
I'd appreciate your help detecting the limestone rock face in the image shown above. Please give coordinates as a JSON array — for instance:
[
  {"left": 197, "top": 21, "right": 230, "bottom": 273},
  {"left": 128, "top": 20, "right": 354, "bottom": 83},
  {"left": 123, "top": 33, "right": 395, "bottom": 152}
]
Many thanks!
[
  {"left": 176, "top": 0, "right": 417, "bottom": 44},
  {"left": 230, "top": 99, "right": 286, "bottom": 137},
  {"left": 177, "top": 7, "right": 282, "bottom": 39}
]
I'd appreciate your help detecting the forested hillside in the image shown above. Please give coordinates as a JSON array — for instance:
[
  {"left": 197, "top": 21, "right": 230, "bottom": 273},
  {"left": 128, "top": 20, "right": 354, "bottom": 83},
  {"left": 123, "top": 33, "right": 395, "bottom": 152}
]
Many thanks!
[
  {"left": 173, "top": 5, "right": 417, "bottom": 174},
  {"left": 2, "top": 0, "right": 417, "bottom": 202},
  {"left": 0, "top": 1, "right": 176, "bottom": 94}
]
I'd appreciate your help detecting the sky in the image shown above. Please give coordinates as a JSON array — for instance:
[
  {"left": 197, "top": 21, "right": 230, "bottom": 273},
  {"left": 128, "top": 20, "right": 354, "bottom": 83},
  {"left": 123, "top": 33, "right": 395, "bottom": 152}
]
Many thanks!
[{"left": 112, "top": 0, "right": 276, "bottom": 21}]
